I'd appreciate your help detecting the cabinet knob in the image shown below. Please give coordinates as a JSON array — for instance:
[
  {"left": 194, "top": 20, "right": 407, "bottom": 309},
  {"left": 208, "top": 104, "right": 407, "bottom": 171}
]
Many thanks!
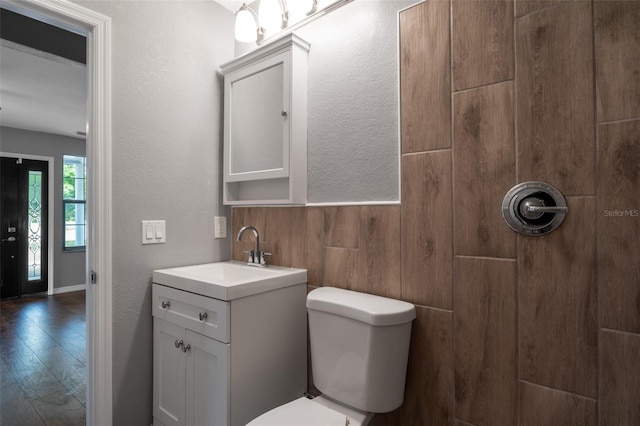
[
  {"left": 175, "top": 340, "right": 191, "bottom": 352},
  {"left": 161, "top": 301, "right": 171, "bottom": 309},
  {"left": 199, "top": 312, "right": 208, "bottom": 322},
  {"left": 281, "top": 109, "right": 288, "bottom": 117}
]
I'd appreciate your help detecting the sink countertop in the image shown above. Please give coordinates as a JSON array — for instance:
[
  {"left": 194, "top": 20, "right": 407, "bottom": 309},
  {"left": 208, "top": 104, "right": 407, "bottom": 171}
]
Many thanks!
[{"left": 152, "top": 260, "right": 307, "bottom": 301}]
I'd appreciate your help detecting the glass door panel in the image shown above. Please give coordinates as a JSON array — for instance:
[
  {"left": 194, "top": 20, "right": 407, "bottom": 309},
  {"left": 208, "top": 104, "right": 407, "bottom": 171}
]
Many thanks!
[
  {"left": 19, "top": 160, "right": 48, "bottom": 295},
  {"left": 27, "top": 170, "right": 43, "bottom": 281}
]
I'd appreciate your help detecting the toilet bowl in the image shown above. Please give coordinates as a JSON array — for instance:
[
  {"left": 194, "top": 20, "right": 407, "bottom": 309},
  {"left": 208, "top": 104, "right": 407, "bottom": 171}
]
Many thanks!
[
  {"left": 247, "top": 287, "right": 415, "bottom": 426},
  {"left": 246, "top": 395, "right": 371, "bottom": 426}
]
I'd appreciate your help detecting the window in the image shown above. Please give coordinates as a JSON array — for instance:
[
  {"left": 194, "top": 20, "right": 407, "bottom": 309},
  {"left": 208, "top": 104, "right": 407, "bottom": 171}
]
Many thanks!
[{"left": 63, "top": 155, "right": 86, "bottom": 250}]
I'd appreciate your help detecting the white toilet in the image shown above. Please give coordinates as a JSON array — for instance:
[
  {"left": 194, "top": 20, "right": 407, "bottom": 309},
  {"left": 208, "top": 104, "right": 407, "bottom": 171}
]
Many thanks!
[{"left": 247, "top": 286, "right": 416, "bottom": 426}]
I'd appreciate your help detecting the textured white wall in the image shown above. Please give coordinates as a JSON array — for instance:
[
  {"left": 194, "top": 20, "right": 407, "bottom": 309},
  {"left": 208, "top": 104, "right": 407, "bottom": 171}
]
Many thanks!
[
  {"left": 235, "top": 1, "right": 410, "bottom": 203},
  {"left": 73, "top": 1, "right": 234, "bottom": 424},
  {"left": 298, "top": 0, "right": 413, "bottom": 203}
]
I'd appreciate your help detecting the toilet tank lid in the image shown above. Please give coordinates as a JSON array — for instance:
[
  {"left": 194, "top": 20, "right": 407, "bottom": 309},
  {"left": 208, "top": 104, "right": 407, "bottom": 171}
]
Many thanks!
[{"left": 307, "top": 287, "right": 416, "bottom": 326}]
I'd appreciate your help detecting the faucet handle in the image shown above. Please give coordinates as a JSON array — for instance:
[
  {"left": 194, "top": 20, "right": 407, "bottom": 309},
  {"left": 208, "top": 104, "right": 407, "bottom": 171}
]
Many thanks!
[
  {"left": 259, "top": 252, "right": 272, "bottom": 265},
  {"left": 242, "top": 250, "right": 255, "bottom": 263}
]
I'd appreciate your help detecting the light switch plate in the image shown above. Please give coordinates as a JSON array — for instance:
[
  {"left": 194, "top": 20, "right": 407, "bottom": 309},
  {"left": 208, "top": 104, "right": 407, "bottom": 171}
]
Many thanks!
[
  {"left": 214, "top": 216, "right": 227, "bottom": 239},
  {"left": 142, "top": 220, "right": 166, "bottom": 244}
]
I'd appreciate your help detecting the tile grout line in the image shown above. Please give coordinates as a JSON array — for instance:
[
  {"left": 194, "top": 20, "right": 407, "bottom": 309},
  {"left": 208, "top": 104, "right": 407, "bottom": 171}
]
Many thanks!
[
  {"left": 597, "top": 116, "right": 640, "bottom": 126},
  {"left": 591, "top": 2, "right": 602, "bottom": 425},
  {"left": 600, "top": 327, "right": 640, "bottom": 338},
  {"left": 513, "top": 1, "right": 521, "bottom": 424},
  {"left": 449, "top": 0, "right": 457, "bottom": 420},
  {"left": 519, "top": 379, "right": 598, "bottom": 402},
  {"left": 452, "top": 78, "right": 515, "bottom": 95}
]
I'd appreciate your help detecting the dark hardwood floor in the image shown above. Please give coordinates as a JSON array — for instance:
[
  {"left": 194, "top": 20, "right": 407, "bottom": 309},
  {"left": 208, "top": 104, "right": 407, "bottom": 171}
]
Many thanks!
[{"left": 1, "top": 291, "right": 86, "bottom": 425}]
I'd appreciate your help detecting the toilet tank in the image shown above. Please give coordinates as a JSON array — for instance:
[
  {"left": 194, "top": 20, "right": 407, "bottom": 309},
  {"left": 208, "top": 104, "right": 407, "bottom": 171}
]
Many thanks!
[{"left": 306, "top": 287, "right": 416, "bottom": 413}]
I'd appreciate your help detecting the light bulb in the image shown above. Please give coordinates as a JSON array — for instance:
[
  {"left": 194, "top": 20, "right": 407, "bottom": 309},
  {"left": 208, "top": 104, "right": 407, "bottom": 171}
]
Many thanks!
[
  {"left": 235, "top": 7, "right": 257, "bottom": 43},
  {"left": 259, "top": 0, "right": 283, "bottom": 32}
]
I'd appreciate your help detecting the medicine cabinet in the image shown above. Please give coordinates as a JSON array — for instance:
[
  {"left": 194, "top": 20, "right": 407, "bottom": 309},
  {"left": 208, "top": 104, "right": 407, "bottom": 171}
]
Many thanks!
[{"left": 221, "top": 33, "right": 310, "bottom": 205}]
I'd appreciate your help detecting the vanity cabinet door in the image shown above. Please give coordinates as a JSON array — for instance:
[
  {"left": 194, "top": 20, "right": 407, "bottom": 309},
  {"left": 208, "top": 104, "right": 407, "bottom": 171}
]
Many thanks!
[
  {"left": 154, "top": 319, "right": 187, "bottom": 426},
  {"left": 185, "top": 330, "right": 230, "bottom": 426}
]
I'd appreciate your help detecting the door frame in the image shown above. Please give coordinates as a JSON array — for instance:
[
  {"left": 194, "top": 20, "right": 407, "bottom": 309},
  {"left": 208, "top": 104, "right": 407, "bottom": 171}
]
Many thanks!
[
  {"left": 0, "top": 0, "right": 113, "bottom": 424},
  {"left": 0, "top": 152, "right": 55, "bottom": 296}
]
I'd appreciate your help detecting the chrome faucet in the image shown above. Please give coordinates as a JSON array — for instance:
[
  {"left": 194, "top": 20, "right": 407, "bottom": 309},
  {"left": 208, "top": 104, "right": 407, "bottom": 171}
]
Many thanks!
[{"left": 236, "top": 225, "right": 270, "bottom": 267}]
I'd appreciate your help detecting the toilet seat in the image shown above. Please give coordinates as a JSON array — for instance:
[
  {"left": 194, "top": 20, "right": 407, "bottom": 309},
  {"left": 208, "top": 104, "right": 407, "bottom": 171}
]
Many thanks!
[{"left": 246, "top": 397, "right": 348, "bottom": 426}]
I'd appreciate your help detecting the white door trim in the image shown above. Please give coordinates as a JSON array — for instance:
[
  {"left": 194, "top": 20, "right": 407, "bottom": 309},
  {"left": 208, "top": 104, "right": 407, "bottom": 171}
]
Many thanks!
[
  {"left": 0, "top": 152, "right": 55, "bottom": 296},
  {"left": 0, "top": 1, "right": 114, "bottom": 424}
]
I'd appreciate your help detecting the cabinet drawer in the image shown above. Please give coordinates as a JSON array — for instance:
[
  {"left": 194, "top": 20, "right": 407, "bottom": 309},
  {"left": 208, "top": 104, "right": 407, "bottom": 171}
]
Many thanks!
[{"left": 152, "top": 284, "right": 230, "bottom": 343}]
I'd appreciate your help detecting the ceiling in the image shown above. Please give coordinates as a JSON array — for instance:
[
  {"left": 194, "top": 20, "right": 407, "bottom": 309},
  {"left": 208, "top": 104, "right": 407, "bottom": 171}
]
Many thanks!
[
  {"left": 0, "top": 1, "right": 242, "bottom": 141},
  {"left": 0, "top": 42, "right": 87, "bottom": 139},
  {"left": 217, "top": 1, "right": 245, "bottom": 12}
]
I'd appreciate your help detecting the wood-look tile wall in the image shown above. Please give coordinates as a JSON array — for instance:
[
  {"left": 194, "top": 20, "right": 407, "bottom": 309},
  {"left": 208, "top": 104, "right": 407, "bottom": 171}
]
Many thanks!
[{"left": 232, "top": 1, "right": 640, "bottom": 424}]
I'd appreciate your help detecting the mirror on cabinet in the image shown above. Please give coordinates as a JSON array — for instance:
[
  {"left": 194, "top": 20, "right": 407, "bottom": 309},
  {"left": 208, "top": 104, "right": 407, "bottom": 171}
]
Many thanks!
[{"left": 228, "top": 61, "right": 286, "bottom": 178}]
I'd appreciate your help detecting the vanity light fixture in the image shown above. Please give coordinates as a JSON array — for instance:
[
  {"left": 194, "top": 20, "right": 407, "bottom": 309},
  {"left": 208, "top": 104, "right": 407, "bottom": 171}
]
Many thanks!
[
  {"left": 235, "top": 0, "right": 321, "bottom": 44},
  {"left": 287, "top": 0, "right": 318, "bottom": 20},
  {"left": 258, "top": 0, "right": 288, "bottom": 32},
  {"left": 235, "top": 4, "right": 263, "bottom": 43}
]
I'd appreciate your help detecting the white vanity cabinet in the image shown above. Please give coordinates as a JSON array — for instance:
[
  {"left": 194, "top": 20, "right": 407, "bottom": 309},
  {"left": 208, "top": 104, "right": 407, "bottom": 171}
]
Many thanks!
[
  {"left": 153, "top": 315, "right": 229, "bottom": 426},
  {"left": 221, "top": 33, "right": 310, "bottom": 205},
  {"left": 151, "top": 266, "right": 307, "bottom": 426}
]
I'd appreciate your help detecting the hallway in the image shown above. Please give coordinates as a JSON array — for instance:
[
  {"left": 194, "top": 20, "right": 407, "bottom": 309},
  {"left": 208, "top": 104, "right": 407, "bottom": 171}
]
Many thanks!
[{"left": 0, "top": 291, "right": 86, "bottom": 425}]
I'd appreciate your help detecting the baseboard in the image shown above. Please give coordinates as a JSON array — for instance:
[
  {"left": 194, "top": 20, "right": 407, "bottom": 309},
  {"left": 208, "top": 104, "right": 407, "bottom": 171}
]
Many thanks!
[{"left": 53, "top": 284, "right": 87, "bottom": 294}]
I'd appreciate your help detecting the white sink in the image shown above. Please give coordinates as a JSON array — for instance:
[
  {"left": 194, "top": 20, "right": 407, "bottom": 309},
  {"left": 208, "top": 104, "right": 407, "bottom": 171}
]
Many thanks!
[{"left": 152, "top": 260, "right": 307, "bottom": 301}]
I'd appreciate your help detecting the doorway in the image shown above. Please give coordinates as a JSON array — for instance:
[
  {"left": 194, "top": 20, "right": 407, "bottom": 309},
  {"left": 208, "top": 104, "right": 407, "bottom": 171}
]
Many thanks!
[
  {"left": 0, "top": 0, "right": 113, "bottom": 423},
  {"left": 1, "top": 157, "right": 49, "bottom": 299}
]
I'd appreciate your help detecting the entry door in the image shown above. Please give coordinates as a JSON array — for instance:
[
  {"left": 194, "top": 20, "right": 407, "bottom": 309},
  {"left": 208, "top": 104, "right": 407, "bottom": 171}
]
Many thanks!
[{"left": 1, "top": 157, "right": 49, "bottom": 298}]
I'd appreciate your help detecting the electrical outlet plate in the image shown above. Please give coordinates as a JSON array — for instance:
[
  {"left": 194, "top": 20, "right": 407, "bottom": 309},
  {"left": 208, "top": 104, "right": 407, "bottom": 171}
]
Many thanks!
[{"left": 214, "top": 216, "right": 227, "bottom": 239}]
